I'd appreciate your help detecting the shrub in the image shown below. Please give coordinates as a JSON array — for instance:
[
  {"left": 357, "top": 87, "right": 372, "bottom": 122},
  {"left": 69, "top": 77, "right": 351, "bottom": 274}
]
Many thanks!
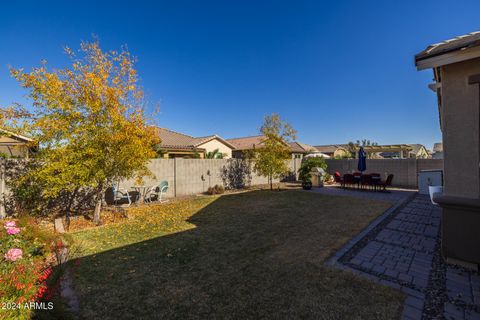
[
  {"left": 302, "top": 180, "right": 312, "bottom": 190},
  {"left": 298, "top": 157, "right": 328, "bottom": 182},
  {"left": 220, "top": 159, "right": 252, "bottom": 189},
  {"left": 4, "top": 159, "right": 97, "bottom": 218},
  {"left": 214, "top": 185, "right": 225, "bottom": 194},
  {"left": 206, "top": 185, "right": 225, "bottom": 195},
  {"left": 207, "top": 186, "right": 216, "bottom": 195},
  {"left": 0, "top": 218, "right": 63, "bottom": 319}
]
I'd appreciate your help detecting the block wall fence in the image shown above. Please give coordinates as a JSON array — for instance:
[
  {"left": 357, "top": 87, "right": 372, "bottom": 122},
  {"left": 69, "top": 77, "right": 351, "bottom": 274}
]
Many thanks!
[
  {"left": 119, "top": 158, "right": 304, "bottom": 198},
  {"left": 0, "top": 158, "right": 444, "bottom": 208}
]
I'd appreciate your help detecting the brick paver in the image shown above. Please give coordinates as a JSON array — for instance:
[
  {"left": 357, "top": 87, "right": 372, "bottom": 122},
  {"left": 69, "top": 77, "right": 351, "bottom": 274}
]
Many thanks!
[{"left": 326, "top": 192, "right": 480, "bottom": 320}]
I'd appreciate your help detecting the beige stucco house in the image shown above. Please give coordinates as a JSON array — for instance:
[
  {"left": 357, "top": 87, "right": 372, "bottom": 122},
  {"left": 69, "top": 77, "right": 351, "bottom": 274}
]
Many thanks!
[
  {"left": 227, "top": 135, "right": 317, "bottom": 159},
  {"left": 375, "top": 144, "right": 429, "bottom": 159},
  {"left": 416, "top": 31, "right": 480, "bottom": 266},
  {"left": 408, "top": 144, "right": 430, "bottom": 159},
  {"left": 315, "top": 143, "right": 428, "bottom": 159},
  {"left": 155, "top": 128, "right": 235, "bottom": 159},
  {"left": 314, "top": 145, "right": 349, "bottom": 158},
  {"left": 0, "top": 129, "right": 35, "bottom": 158},
  {"left": 432, "top": 142, "right": 443, "bottom": 159}
]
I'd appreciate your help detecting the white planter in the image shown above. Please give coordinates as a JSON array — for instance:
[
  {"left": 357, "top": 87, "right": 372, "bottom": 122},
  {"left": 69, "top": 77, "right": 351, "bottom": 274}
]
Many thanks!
[{"left": 429, "top": 186, "right": 443, "bottom": 205}]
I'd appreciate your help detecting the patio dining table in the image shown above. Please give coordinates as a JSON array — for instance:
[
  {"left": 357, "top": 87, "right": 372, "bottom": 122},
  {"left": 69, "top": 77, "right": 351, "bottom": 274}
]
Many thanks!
[
  {"left": 342, "top": 173, "right": 382, "bottom": 191},
  {"left": 131, "top": 185, "right": 152, "bottom": 204},
  {"left": 371, "top": 175, "right": 381, "bottom": 191}
]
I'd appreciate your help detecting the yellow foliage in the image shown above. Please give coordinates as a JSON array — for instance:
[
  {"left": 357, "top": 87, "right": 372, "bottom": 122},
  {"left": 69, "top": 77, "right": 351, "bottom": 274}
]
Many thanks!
[{"left": 7, "top": 40, "right": 161, "bottom": 219}]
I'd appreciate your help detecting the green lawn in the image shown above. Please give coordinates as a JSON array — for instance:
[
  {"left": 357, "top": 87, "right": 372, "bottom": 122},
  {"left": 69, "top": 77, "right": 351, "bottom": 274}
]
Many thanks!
[{"left": 68, "top": 190, "right": 404, "bottom": 319}]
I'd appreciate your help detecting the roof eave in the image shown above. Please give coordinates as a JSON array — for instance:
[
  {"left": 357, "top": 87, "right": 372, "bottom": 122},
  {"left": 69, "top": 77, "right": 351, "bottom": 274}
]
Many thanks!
[
  {"left": 415, "top": 45, "right": 480, "bottom": 70},
  {"left": 194, "top": 135, "right": 237, "bottom": 149}
]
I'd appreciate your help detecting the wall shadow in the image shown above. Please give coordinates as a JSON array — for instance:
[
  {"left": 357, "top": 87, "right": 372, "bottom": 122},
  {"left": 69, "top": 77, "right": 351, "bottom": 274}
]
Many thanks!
[{"left": 37, "top": 191, "right": 404, "bottom": 319}]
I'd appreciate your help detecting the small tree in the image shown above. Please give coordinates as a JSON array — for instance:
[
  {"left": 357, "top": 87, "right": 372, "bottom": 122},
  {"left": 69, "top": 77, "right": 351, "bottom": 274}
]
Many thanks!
[
  {"left": 8, "top": 40, "right": 160, "bottom": 224},
  {"left": 254, "top": 113, "right": 296, "bottom": 190}
]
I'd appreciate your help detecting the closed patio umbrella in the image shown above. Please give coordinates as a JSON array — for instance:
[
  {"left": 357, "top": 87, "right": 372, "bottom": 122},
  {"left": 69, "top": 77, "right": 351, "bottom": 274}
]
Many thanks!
[{"left": 358, "top": 147, "right": 366, "bottom": 172}]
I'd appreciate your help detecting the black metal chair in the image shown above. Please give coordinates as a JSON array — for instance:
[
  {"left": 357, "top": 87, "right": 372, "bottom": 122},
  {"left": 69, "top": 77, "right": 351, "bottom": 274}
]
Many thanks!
[
  {"left": 343, "top": 174, "right": 355, "bottom": 189},
  {"left": 378, "top": 174, "right": 394, "bottom": 191}
]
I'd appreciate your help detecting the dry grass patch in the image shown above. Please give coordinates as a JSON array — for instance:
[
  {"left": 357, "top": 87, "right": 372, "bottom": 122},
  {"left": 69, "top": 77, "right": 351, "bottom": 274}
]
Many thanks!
[{"left": 69, "top": 190, "right": 404, "bottom": 319}]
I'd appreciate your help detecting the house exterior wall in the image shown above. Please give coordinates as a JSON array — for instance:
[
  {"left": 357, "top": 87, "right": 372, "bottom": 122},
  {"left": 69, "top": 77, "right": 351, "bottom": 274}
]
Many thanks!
[
  {"left": 164, "top": 151, "right": 205, "bottom": 159},
  {"left": 441, "top": 57, "right": 480, "bottom": 198},
  {"left": 292, "top": 153, "right": 303, "bottom": 160},
  {"left": 412, "top": 147, "right": 429, "bottom": 159},
  {"left": 333, "top": 149, "right": 349, "bottom": 158},
  {"left": 433, "top": 57, "right": 480, "bottom": 265},
  {"left": 0, "top": 136, "right": 30, "bottom": 158},
  {"left": 196, "top": 139, "right": 233, "bottom": 158}
]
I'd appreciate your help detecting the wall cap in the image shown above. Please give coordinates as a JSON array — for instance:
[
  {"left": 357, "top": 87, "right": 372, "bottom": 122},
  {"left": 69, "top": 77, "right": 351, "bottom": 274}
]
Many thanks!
[{"left": 434, "top": 195, "right": 480, "bottom": 212}]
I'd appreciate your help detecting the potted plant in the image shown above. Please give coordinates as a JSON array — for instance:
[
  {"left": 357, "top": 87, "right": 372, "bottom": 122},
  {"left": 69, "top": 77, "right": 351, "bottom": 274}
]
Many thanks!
[{"left": 302, "top": 179, "right": 312, "bottom": 190}]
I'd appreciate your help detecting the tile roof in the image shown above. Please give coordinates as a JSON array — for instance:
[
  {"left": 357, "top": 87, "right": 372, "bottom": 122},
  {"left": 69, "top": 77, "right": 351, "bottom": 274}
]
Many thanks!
[
  {"left": 155, "top": 128, "right": 235, "bottom": 150},
  {"left": 226, "top": 135, "right": 266, "bottom": 150},
  {"left": 289, "top": 142, "right": 317, "bottom": 153},
  {"left": 415, "top": 31, "right": 480, "bottom": 63},
  {"left": 313, "top": 145, "right": 347, "bottom": 153},
  {"left": 433, "top": 143, "right": 443, "bottom": 153},
  {"left": 227, "top": 135, "right": 313, "bottom": 153}
]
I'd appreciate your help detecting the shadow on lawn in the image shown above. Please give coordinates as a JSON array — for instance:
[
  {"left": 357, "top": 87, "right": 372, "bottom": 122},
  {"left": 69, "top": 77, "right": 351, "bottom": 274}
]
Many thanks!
[{"left": 37, "top": 191, "right": 404, "bottom": 320}]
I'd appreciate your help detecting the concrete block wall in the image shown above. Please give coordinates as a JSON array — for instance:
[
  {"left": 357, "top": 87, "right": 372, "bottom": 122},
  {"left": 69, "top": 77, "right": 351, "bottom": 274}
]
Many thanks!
[
  {"left": 325, "top": 159, "right": 444, "bottom": 188},
  {"left": 119, "top": 158, "right": 302, "bottom": 197}
]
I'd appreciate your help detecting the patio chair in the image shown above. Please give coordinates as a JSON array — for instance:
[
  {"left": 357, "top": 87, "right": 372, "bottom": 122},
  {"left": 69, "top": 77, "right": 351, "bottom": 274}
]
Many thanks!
[
  {"left": 378, "top": 174, "right": 394, "bottom": 191},
  {"left": 334, "top": 171, "right": 344, "bottom": 187},
  {"left": 146, "top": 181, "right": 169, "bottom": 203},
  {"left": 343, "top": 174, "right": 355, "bottom": 189},
  {"left": 352, "top": 172, "right": 362, "bottom": 188},
  {"left": 361, "top": 174, "right": 372, "bottom": 190},
  {"left": 370, "top": 173, "right": 381, "bottom": 191},
  {"left": 104, "top": 185, "right": 139, "bottom": 207}
]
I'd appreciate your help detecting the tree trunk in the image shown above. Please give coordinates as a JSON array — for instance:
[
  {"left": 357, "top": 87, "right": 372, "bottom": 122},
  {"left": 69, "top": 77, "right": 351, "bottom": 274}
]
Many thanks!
[
  {"left": 93, "top": 194, "right": 102, "bottom": 225},
  {"left": 92, "top": 186, "right": 104, "bottom": 225},
  {"left": 269, "top": 174, "right": 273, "bottom": 191},
  {"left": 64, "top": 188, "right": 78, "bottom": 231}
]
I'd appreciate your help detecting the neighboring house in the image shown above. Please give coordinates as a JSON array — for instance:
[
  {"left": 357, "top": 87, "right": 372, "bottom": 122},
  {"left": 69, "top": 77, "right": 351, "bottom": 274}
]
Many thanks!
[
  {"left": 289, "top": 142, "right": 330, "bottom": 159},
  {"left": 416, "top": 31, "right": 480, "bottom": 266},
  {"left": 408, "top": 144, "right": 430, "bottom": 159},
  {"left": 432, "top": 142, "right": 444, "bottom": 159},
  {"left": 314, "top": 145, "right": 349, "bottom": 158},
  {"left": 315, "top": 143, "right": 428, "bottom": 159},
  {"left": 0, "top": 129, "right": 35, "bottom": 158},
  {"left": 155, "top": 128, "right": 235, "bottom": 159},
  {"left": 227, "top": 135, "right": 266, "bottom": 159},
  {"left": 378, "top": 144, "right": 429, "bottom": 159},
  {"left": 227, "top": 135, "right": 319, "bottom": 159}
]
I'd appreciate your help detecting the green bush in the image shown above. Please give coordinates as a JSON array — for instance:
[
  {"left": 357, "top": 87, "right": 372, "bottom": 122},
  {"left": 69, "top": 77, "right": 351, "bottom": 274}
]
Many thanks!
[{"left": 298, "top": 157, "right": 328, "bottom": 182}]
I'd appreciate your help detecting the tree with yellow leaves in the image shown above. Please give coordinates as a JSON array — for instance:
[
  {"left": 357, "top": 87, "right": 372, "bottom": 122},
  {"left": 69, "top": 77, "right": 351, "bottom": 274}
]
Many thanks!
[
  {"left": 254, "top": 113, "right": 296, "bottom": 191},
  {"left": 8, "top": 40, "right": 160, "bottom": 224}
]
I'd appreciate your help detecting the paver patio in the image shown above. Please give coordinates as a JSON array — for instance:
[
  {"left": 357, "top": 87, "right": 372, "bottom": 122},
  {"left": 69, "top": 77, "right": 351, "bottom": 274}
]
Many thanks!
[
  {"left": 310, "top": 185, "right": 416, "bottom": 203},
  {"left": 322, "top": 188, "right": 480, "bottom": 320}
]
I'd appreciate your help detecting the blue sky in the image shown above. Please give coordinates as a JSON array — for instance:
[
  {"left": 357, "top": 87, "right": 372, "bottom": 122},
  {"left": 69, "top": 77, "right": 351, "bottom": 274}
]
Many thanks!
[{"left": 1, "top": 1, "right": 479, "bottom": 150}]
